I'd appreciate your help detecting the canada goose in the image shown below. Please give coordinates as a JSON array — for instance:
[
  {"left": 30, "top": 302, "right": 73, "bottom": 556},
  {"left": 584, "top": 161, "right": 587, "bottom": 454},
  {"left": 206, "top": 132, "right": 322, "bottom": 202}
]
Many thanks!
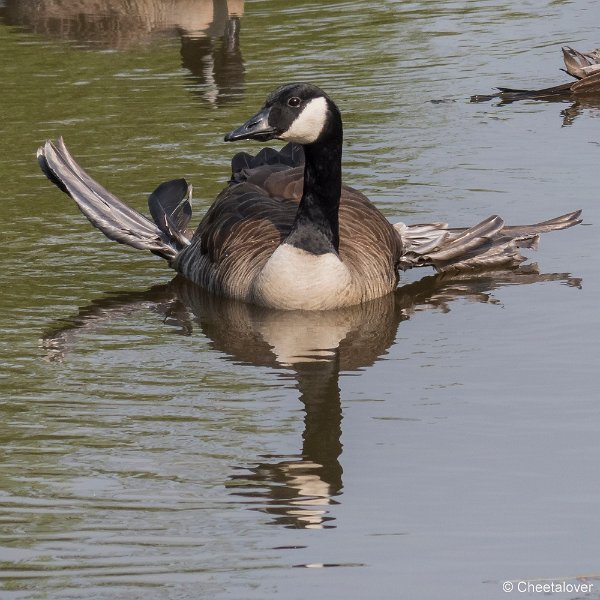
[
  {"left": 38, "top": 83, "right": 582, "bottom": 310},
  {"left": 472, "top": 45, "right": 600, "bottom": 102}
]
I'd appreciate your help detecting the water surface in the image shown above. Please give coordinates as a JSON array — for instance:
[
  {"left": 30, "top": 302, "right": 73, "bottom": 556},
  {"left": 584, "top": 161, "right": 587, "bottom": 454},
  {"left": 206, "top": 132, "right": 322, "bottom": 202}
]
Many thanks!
[{"left": 1, "top": 1, "right": 599, "bottom": 598}]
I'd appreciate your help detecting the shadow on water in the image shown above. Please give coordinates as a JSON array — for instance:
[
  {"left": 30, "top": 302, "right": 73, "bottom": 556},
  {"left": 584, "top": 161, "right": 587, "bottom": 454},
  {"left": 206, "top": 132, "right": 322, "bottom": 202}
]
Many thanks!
[
  {"left": 0, "top": 0, "right": 245, "bottom": 104},
  {"left": 42, "top": 268, "right": 582, "bottom": 529}
]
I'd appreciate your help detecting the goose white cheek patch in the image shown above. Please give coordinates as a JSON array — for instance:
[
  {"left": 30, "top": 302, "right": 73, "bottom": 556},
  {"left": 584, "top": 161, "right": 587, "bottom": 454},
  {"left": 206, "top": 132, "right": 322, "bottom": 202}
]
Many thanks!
[{"left": 280, "top": 96, "right": 328, "bottom": 144}]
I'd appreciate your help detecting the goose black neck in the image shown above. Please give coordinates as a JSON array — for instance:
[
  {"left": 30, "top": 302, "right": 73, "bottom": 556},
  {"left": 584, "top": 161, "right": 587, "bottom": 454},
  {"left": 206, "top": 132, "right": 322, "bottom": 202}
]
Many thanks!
[{"left": 285, "top": 133, "right": 343, "bottom": 255}]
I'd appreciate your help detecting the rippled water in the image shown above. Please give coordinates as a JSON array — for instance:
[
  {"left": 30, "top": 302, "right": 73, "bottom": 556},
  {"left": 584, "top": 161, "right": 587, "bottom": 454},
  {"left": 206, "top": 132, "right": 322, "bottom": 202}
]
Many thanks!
[{"left": 1, "top": 1, "right": 599, "bottom": 598}]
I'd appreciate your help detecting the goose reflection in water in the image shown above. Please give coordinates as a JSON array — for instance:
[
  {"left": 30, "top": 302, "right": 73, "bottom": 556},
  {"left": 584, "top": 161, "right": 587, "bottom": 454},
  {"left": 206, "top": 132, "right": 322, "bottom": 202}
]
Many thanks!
[
  {"left": 42, "top": 268, "right": 581, "bottom": 529},
  {"left": 1, "top": 0, "right": 245, "bottom": 104}
]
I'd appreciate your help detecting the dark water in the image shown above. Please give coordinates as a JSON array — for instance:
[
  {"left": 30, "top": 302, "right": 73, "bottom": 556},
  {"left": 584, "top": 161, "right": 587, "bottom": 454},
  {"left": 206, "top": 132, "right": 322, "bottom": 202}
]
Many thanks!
[{"left": 1, "top": 1, "right": 599, "bottom": 598}]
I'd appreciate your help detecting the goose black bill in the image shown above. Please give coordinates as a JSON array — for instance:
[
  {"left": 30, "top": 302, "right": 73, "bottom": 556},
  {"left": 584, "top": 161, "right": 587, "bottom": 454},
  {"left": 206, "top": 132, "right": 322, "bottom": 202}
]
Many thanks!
[{"left": 224, "top": 106, "right": 278, "bottom": 142}]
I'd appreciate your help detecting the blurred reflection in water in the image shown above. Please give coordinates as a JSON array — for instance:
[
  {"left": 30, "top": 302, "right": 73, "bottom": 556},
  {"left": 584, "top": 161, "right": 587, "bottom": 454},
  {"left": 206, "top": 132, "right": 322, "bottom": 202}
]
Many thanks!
[
  {"left": 559, "top": 97, "right": 600, "bottom": 126},
  {"left": 42, "top": 268, "right": 582, "bottom": 529},
  {"left": 1, "top": 0, "right": 245, "bottom": 104}
]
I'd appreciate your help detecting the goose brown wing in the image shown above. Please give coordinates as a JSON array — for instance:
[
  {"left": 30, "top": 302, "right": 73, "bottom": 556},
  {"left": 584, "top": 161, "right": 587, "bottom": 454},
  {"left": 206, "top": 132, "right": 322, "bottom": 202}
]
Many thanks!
[
  {"left": 195, "top": 162, "right": 305, "bottom": 265},
  {"left": 337, "top": 185, "right": 404, "bottom": 297},
  {"left": 198, "top": 179, "right": 299, "bottom": 263},
  {"left": 174, "top": 166, "right": 303, "bottom": 296}
]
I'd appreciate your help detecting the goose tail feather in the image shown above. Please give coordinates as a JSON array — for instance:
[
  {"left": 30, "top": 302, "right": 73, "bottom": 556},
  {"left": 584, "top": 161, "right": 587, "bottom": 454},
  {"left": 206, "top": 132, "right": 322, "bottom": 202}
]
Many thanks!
[
  {"left": 396, "top": 210, "right": 582, "bottom": 272},
  {"left": 37, "top": 138, "right": 190, "bottom": 261}
]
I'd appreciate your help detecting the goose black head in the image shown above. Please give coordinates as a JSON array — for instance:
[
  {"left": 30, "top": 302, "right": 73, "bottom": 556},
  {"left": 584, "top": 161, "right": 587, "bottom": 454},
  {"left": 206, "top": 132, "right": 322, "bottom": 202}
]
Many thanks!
[{"left": 224, "top": 83, "right": 341, "bottom": 145}]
